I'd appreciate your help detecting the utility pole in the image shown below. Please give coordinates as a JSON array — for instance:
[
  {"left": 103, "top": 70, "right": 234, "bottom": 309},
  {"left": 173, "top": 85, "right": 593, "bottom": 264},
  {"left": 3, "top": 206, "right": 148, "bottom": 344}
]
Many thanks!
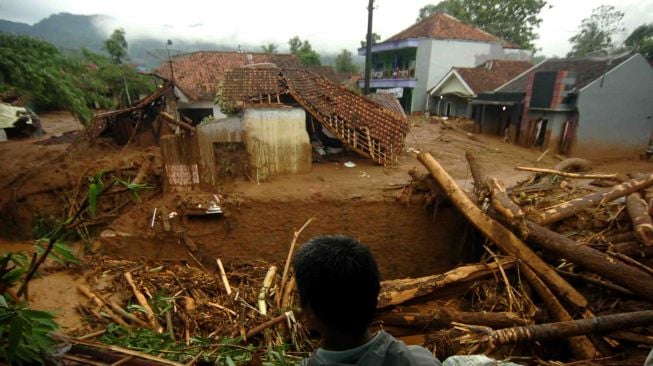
[{"left": 364, "top": 0, "right": 374, "bottom": 95}]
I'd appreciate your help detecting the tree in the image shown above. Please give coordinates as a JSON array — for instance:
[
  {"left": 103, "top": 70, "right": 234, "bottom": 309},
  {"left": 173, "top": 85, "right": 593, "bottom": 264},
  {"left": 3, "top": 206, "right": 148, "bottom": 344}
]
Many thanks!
[
  {"left": 335, "top": 49, "right": 360, "bottom": 73},
  {"left": 288, "top": 36, "right": 322, "bottom": 66},
  {"left": 104, "top": 28, "right": 128, "bottom": 64},
  {"left": 415, "top": 0, "right": 548, "bottom": 49},
  {"left": 288, "top": 36, "right": 302, "bottom": 54},
  {"left": 261, "top": 43, "right": 278, "bottom": 54},
  {"left": 625, "top": 23, "right": 653, "bottom": 59},
  {"left": 568, "top": 5, "right": 625, "bottom": 57},
  {"left": 417, "top": 0, "right": 462, "bottom": 21},
  {"left": 360, "top": 32, "right": 381, "bottom": 48}
]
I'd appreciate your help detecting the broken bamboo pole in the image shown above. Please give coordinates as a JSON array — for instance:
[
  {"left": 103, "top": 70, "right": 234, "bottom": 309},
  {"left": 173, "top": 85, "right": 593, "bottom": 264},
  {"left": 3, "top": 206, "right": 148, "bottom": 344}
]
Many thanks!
[
  {"left": 524, "top": 221, "right": 653, "bottom": 302},
  {"left": 519, "top": 264, "right": 598, "bottom": 359},
  {"left": 480, "top": 310, "right": 653, "bottom": 347},
  {"left": 124, "top": 272, "right": 161, "bottom": 332},
  {"left": 515, "top": 166, "right": 616, "bottom": 179},
  {"left": 626, "top": 193, "right": 653, "bottom": 246},
  {"left": 215, "top": 258, "right": 232, "bottom": 296},
  {"left": 417, "top": 151, "right": 588, "bottom": 309},
  {"left": 245, "top": 312, "right": 290, "bottom": 339},
  {"left": 258, "top": 266, "right": 277, "bottom": 316},
  {"left": 277, "top": 217, "right": 314, "bottom": 307},
  {"left": 377, "top": 260, "right": 515, "bottom": 308},
  {"left": 77, "top": 285, "right": 131, "bottom": 328},
  {"left": 535, "top": 173, "right": 653, "bottom": 225}
]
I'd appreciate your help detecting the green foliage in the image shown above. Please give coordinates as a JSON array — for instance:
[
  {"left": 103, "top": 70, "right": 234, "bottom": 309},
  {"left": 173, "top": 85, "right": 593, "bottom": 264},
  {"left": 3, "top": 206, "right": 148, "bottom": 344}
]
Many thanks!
[
  {"left": 104, "top": 28, "right": 128, "bottom": 64},
  {"left": 113, "top": 176, "right": 153, "bottom": 204},
  {"left": 0, "top": 301, "right": 59, "bottom": 365},
  {"left": 261, "top": 43, "right": 279, "bottom": 54},
  {"left": 288, "top": 36, "right": 321, "bottom": 66},
  {"left": 335, "top": 49, "right": 359, "bottom": 73},
  {"left": 625, "top": 23, "right": 653, "bottom": 60},
  {"left": 568, "top": 5, "right": 625, "bottom": 57},
  {"left": 35, "top": 239, "right": 79, "bottom": 266},
  {"left": 0, "top": 252, "right": 29, "bottom": 288},
  {"left": 87, "top": 171, "right": 106, "bottom": 217},
  {"left": 215, "top": 81, "right": 239, "bottom": 115},
  {"left": 0, "top": 34, "right": 95, "bottom": 121},
  {"left": 360, "top": 32, "right": 381, "bottom": 48},
  {"left": 416, "top": 0, "right": 548, "bottom": 49}
]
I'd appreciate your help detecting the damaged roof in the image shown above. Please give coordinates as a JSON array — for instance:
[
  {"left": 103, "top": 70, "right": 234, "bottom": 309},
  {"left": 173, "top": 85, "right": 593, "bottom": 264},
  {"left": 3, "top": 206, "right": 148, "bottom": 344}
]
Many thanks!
[
  {"left": 497, "top": 53, "right": 635, "bottom": 93},
  {"left": 155, "top": 51, "right": 300, "bottom": 102},
  {"left": 366, "top": 93, "right": 406, "bottom": 119},
  {"left": 452, "top": 60, "right": 533, "bottom": 95},
  {"left": 221, "top": 66, "right": 408, "bottom": 166},
  {"left": 386, "top": 13, "right": 518, "bottom": 48}
]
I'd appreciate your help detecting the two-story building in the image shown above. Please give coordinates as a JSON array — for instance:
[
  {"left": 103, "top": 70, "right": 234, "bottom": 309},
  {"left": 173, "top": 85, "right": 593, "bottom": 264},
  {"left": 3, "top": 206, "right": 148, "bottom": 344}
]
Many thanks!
[{"left": 358, "top": 13, "right": 531, "bottom": 113}]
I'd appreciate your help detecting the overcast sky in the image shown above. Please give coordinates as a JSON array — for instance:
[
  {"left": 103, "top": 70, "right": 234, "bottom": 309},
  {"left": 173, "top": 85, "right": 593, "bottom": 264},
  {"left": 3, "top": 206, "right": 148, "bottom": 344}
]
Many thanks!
[{"left": 1, "top": 0, "right": 652, "bottom": 56}]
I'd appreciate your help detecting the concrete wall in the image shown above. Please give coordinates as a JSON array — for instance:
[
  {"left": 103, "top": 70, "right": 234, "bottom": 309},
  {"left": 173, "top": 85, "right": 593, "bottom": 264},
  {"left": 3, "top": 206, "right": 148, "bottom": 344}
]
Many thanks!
[
  {"left": 413, "top": 39, "right": 504, "bottom": 112},
  {"left": 574, "top": 54, "right": 653, "bottom": 158},
  {"left": 504, "top": 48, "right": 533, "bottom": 61},
  {"left": 197, "top": 117, "right": 243, "bottom": 186},
  {"left": 242, "top": 108, "right": 311, "bottom": 180}
]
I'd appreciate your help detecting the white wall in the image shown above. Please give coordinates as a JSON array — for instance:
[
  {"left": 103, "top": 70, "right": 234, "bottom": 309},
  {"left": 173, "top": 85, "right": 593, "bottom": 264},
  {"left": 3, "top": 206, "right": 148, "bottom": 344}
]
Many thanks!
[
  {"left": 178, "top": 100, "right": 227, "bottom": 120},
  {"left": 242, "top": 108, "right": 312, "bottom": 180},
  {"left": 413, "top": 39, "right": 504, "bottom": 112}
]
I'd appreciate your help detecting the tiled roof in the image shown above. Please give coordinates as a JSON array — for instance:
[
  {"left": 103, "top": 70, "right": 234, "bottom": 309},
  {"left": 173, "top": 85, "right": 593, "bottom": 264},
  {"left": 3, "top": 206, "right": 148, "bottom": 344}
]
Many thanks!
[
  {"left": 302, "top": 66, "right": 339, "bottom": 83},
  {"left": 155, "top": 51, "right": 300, "bottom": 102},
  {"left": 497, "top": 53, "right": 634, "bottom": 93},
  {"left": 366, "top": 93, "right": 406, "bottom": 118},
  {"left": 453, "top": 60, "right": 533, "bottom": 94},
  {"left": 221, "top": 67, "right": 408, "bottom": 165},
  {"left": 386, "top": 13, "right": 517, "bottom": 47}
]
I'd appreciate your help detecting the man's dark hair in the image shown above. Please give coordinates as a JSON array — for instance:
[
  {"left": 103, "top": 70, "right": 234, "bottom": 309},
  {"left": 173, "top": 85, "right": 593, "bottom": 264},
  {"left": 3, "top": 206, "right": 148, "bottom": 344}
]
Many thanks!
[{"left": 293, "top": 235, "right": 381, "bottom": 336}]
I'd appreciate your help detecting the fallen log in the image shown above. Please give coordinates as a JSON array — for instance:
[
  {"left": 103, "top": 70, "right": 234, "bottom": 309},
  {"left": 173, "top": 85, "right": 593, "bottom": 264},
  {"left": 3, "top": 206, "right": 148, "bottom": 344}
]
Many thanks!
[
  {"left": 465, "top": 151, "right": 488, "bottom": 199},
  {"left": 378, "top": 260, "right": 516, "bottom": 308},
  {"left": 612, "top": 241, "right": 653, "bottom": 257},
  {"left": 159, "top": 112, "right": 196, "bottom": 133},
  {"left": 376, "top": 307, "right": 530, "bottom": 330},
  {"left": 626, "top": 193, "right": 653, "bottom": 246},
  {"left": 535, "top": 173, "right": 653, "bottom": 225},
  {"left": 488, "top": 178, "right": 527, "bottom": 238},
  {"left": 555, "top": 270, "right": 635, "bottom": 296},
  {"left": 417, "top": 152, "right": 588, "bottom": 309},
  {"left": 524, "top": 221, "right": 653, "bottom": 302},
  {"left": 519, "top": 263, "right": 598, "bottom": 359},
  {"left": 77, "top": 285, "right": 131, "bottom": 328},
  {"left": 515, "top": 166, "right": 616, "bottom": 179},
  {"left": 480, "top": 310, "right": 653, "bottom": 347}
]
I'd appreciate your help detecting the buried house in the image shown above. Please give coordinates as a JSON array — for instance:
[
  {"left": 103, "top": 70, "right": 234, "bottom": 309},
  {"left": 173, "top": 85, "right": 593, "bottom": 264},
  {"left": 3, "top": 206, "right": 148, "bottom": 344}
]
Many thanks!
[
  {"left": 155, "top": 51, "right": 300, "bottom": 123},
  {"left": 426, "top": 59, "right": 532, "bottom": 119},
  {"left": 474, "top": 53, "right": 653, "bottom": 158}
]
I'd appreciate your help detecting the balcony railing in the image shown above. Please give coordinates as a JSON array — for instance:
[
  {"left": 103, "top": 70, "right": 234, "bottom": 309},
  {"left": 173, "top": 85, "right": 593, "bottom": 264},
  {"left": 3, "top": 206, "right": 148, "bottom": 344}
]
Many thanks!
[{"left": 372, "top": 68, "right": 416, "bottom": 80}]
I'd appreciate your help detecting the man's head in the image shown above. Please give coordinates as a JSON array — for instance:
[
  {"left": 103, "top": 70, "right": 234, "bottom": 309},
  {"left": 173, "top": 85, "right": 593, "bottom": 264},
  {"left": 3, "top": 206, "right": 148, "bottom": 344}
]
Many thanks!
[{"left": 293, "top": 235, "right": 380, "bottom": 338}]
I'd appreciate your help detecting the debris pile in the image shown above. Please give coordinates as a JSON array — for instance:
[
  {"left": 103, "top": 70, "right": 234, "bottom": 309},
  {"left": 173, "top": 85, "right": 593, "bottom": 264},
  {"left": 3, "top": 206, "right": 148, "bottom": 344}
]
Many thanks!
[{"left": 386, "top": 151, "right": 653, "bottom": 364}]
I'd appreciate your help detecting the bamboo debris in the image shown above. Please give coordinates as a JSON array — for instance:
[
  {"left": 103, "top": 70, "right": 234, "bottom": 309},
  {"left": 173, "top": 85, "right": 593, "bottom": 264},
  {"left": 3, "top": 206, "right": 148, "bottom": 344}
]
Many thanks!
[
  {"left": 535, "top": 173, "right": 653, "bottom": 225},
  {"left": 216, "top": 258, "right": 232, "bottom": 296},
  {"left": 77, "top": 285, "right": 131, "bottom": 328},
  {"left": 515, "top": 166, "right": 616, "bottom": 179},
  {"left": 278, "top": 218, "right": 314, "bottom": 307},
  {"left": 378, "top": 260, "right": 515, "bottom": 308},
  {"left": 417, "top": 152, "right": 589, "bottom": 309},
  {"left": 159, "top": 111, "right": 196, "bottom": 133},
  {"left": 258, "top": 266, "right": 277, "bottom": 316},
  {"left": 245, "top": 312, "right": 290, "bottom": 339},
  {"left": 478, "top": 310, "right": 653, "bottom": 347},
  {"left": 124, "top": 271, "right": 161, "bottom": 332},
  {"left": 626, "top": 193, "right": 653, "bottom": 246}
]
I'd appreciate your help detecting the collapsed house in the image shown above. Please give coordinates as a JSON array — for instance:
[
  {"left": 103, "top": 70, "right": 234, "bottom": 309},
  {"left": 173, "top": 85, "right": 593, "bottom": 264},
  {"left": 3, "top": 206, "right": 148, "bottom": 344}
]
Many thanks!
[{"left": 0, "top": 102, "right": 42, "bottom": 141}]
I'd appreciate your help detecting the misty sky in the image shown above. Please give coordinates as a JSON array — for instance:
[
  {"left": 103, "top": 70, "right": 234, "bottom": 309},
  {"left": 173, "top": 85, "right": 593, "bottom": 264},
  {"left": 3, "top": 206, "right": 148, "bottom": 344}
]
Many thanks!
[{"left": 1, "top": 0, "right": 652, "bottom": 56}]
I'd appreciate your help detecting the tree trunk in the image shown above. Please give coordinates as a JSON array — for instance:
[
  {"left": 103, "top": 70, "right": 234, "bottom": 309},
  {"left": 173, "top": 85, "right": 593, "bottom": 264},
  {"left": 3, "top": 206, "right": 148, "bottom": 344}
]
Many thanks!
[
  {"left": 612, "top": 241, "right": 653, "bottom": 257},
  {"left": 465, "top": 150, "right": 488, "bottom": 199},
  {"left": 524, "top": 220, "right": 653, "bottom": 302},
  {"left": 486, "top": 310, "right": 653, "bottom": 346},
  {"left": 519, "top": 263, "right": 598, "bottom": 359},
  {"left": 488, "top": 177, "right": 528, "bottom": 238},
  {"left": 376, "top": 307, "right": 530, "bottom": 330},
  {"left": 534, "top": 173, "right": 653, "bottom": 225},
  {"left": 626, "top": 193, "right": 653, "bottom": 246},
  {"left": 378, "top": 260, "right": 515, "bottom": 308},
  {"left": 417, "top": 152, "right": 588, "bottom": 309},
  {"left": 515, "top": 166, "right": 616, "bottom": 179}
]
